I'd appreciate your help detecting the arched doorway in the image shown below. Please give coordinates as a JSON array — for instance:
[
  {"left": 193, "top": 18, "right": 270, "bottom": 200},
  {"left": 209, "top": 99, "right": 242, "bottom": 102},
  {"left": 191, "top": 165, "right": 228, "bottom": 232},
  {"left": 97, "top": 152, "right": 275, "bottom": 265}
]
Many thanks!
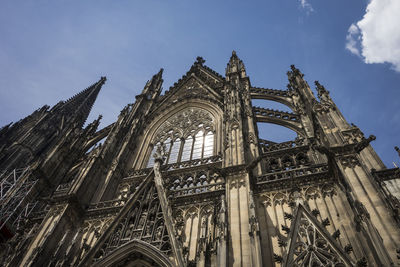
[{"left": 96, "top": 240, "right": 174, "bottom": 267}]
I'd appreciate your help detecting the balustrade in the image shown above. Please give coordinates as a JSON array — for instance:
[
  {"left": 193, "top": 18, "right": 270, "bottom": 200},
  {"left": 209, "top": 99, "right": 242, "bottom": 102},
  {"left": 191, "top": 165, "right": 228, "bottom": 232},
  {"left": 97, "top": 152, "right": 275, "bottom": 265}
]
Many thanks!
[
  {"left": 259, "top": 138, "right": 306, "bottom": 153},
  {"left": 256, "top": 164, "right": 329, "bottom": 184}
]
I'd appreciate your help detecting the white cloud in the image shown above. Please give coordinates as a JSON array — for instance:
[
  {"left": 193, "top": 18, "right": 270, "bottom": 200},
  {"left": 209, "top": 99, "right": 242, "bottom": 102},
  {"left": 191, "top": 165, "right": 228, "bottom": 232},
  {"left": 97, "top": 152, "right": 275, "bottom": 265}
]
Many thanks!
[
  {"left": 346, "top": 0, "right": 400, "bottom": 72},
  {"left": 299, "top": 0, "right": 313, "bottom": 13},
  {"left": 345, "top": 24, "right": 361, "bottom": 57}
]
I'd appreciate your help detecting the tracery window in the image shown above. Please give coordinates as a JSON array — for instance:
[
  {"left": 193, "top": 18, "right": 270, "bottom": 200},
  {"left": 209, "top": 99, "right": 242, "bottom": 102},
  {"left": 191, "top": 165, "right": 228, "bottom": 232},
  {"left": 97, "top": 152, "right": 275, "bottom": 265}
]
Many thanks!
[{"left": 147, "top": 108, "right": 215, "bottom": 167}]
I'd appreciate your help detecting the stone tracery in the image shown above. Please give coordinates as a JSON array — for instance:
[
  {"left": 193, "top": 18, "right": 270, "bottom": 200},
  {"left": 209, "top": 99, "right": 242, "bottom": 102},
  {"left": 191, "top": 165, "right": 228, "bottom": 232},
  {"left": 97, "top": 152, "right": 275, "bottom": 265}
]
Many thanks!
[{"left": 147, "top": 108, "right": 215, "bottom": 167}]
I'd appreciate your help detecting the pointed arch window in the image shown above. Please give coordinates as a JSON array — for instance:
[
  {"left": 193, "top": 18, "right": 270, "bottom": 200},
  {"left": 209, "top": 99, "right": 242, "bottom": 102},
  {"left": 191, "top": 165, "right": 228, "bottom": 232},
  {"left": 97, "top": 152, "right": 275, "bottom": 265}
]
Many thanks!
[{"left": 146, "top": 108, "right": 215, "bottom": 167}]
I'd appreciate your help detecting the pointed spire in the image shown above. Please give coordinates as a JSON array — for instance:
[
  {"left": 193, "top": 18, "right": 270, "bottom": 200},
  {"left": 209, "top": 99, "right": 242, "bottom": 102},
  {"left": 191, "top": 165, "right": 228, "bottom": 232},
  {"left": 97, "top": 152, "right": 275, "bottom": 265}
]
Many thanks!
[
  {"left": 287, "top": 65, "right": 304, "bottom": 89},
  {"left": 154, "top": 68, "right": 163, "bottom": 85},
  {"left": 84, "top": 114, "right": 102, "bottom": 135},
  {"left": 315, "top": 80, "right": 331, "bottom": 102},
  {"left": 140, "top": 69, "right": 163, "bottom": 100},
  {"left": 60, "top": 76, "right": 106, "bottom": 128},
  {"left": 226, "top": 50, "right": 247, "bottom": 78},
  {"left": 287, "top": 65, "right": 316, "bottom": 104},
  {"left": 288, "top": 64, "right": 304, "bottom": 78},
  {"left": 315, "top": 80, "right": 328, "bottom": 94}
]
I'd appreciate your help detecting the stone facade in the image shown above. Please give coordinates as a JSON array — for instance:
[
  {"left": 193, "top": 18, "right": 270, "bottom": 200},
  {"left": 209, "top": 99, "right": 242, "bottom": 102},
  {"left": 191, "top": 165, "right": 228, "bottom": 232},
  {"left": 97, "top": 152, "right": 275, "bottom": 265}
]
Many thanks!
[{"left": 0, "top": 52, "right": 399, "bottom": 266}]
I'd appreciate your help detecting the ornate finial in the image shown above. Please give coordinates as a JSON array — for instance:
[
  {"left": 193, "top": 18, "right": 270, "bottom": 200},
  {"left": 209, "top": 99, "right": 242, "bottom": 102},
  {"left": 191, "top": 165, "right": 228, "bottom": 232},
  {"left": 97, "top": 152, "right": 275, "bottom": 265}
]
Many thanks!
[
  {"left": 395, "top": 146, "right": 400, "bottom": 157},
  {"left": 85, "top": 114, "right": 102, "bottom": 133},
  {"left": 100, "top": 76, "right": 107, "bottom": 84},
  {"left": 226, "top": 50, "right": 246, "bottom": 77},
  {"left": 289, "top": 64, "right": 303, "bottom": 78},
  {"left": 195, "top": 57, "right": 205, "bottom": 66},
  {"left": 290, "top": 185, "right": 303, "bottom": 206},
  {"left": 220, "top": 194, "right": 226, "bottom": 212},
  {"left": 315, "top": 80, "right": 329, "bottom": 97},
  {"left": 91, "top": 114, "right": 102, "bottom": 125},
  {"left": 273, "top": 254, "right": 283, "bottom": 263},
  {"left": 315, "top": 80, "right": 323, "bottom": 89},
  {"left": 356, "top": 257, "right": 367, "bottom": 267}
]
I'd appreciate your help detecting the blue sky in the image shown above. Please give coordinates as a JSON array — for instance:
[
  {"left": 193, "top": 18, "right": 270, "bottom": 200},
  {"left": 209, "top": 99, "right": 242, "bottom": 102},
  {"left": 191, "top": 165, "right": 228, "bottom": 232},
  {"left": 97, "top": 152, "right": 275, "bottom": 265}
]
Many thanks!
[{"left": 1, "top": 0, "right": 399, "bottom": 166}]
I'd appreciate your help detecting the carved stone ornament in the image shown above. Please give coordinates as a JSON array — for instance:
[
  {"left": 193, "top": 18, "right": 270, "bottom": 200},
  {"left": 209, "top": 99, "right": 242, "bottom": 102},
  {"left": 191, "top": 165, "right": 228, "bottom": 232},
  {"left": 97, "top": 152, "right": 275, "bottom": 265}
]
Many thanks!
[
  {"left": 354, "top": 135, "right": 376, "bottom": 153},
  {"left": 315, "top": 81, "right": 332, "bottom": 103},
  {"left": 339, "top": 155, "right": 360, "bottom": 169},
  {"left": 321, "top": 184, "right": 336, "bottom": 198},
  {"left": 289, "top": 90, "right": 306, "bottom": 115},
  {"left": 244, "top": 105, "right": 253, "bottom": 117},
  {"left": 166, "top": 168, "right": 224, "bottom": 199},
  {"left": 353, "top": 200, "right": 370, "bottom": 231},
  {"left": 248, "top": 132, "right": 256, "bottom": 145},
  {"left": 230, "top": 177, "right": 246, "bottom": 188},
  {"left": 249, "top": 215, "right": 259, "bottom": 236},
  {"left": 342, "top": 128, "right": 364, "bottom": 144},
  {"left": 153, "top": 143, "right": 168, "bottom": 163},
  {"left": 312, "top": 100, "right": 333, "bottom": 114},
  {"left": 259, "top": 195, "right": 272, "bottom": 207},
  {"left": 174, "top": 78, "right": 210, "bottom": 98}
]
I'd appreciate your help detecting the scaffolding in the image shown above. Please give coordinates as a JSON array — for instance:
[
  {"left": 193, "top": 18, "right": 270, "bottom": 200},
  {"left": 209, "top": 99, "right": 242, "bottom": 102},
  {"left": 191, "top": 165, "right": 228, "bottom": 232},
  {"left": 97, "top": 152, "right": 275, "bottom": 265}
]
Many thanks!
[{"left": 0, "top": 167, "right": 38, "bottom": 234}]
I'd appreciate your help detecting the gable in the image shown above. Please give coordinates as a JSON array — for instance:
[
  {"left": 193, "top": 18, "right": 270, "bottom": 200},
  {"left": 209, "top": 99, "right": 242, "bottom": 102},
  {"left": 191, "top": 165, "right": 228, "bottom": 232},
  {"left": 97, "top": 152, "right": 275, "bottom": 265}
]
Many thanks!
[
  {"left": 155, "top": 63, "right": 225, "bottom": 112},
  {"left": 283, "top": 204, "right": 354, "bottom": 267},
  {"left": 174, "top": 76, "right": 213, "bottom": 98},
  {"left": 167, "top": 74, "right": 223, "bottom": 103}
]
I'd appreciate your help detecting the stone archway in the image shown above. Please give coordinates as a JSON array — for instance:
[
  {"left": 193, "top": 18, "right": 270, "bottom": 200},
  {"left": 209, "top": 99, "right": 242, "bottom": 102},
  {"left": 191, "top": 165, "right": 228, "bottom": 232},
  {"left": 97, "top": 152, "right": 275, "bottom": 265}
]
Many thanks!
[
  {"left": 116, "top": 253, "right": 161, "bottom": 267},
  {"left": 96, "top": 240, "right": 174, "bottom": 267}
]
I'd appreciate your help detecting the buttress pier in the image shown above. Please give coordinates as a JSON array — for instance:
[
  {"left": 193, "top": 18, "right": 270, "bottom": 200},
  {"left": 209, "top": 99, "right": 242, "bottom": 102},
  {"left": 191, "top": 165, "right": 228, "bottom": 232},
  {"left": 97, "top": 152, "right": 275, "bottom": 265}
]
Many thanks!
[{"left": 1, "top": 52, "right": 399, "bottom": 266}]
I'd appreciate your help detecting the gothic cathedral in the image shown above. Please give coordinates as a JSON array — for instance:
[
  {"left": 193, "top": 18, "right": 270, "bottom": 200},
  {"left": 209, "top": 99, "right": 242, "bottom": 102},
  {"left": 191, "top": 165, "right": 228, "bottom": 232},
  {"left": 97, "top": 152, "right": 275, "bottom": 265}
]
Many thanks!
[{"left": 0, "top": 52, "right": 399, "bottom": 266}]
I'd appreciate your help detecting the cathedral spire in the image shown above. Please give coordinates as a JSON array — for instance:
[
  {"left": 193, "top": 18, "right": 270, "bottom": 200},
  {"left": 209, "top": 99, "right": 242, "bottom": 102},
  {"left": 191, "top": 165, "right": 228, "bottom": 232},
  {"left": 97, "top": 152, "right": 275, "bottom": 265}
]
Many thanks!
[
  {"left": 60, "top": 76, "right": 106, "bottom": 128},
  {"left": 226, "top": 50, "right": 247, "bottom": 79}
]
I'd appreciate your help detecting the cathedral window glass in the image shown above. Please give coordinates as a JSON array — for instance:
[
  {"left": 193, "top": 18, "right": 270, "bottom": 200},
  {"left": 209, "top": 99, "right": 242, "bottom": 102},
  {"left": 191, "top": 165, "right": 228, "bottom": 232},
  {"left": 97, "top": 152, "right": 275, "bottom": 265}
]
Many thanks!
[
  {"left": 203, "top": 131, "right": 214, "bottom": 158},
  {"left": 168, "top": 138, "right": 181, "bottom": 164},
  {"left": 181, "top": 136, "right": 193, "bottom": 162},
  {"left": 192, "top": 130, "right": 204, "bottom": 160},
  {"left": 146, "top": 108, "right": 215, "bottom": 167},
  {"left": 163, "top": 137, "right": 172, "bottom": 163}
]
